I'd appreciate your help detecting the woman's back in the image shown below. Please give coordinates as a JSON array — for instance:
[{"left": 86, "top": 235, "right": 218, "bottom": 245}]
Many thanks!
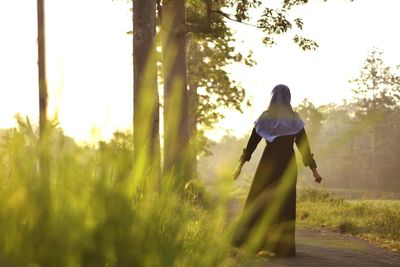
[{"left": 265, "top": 134, "right": 296, "bottom": 159}]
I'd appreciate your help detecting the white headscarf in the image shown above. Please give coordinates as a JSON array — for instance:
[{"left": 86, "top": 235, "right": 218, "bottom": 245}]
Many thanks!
[{"left": 254, "top": 84, "right": 304, "bottom": 142}]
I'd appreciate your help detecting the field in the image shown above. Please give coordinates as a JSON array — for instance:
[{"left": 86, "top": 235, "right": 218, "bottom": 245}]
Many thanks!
[
  {"left": 0, "top": 125, "right": 237, "bottom": 267},
  {"left": 1, "top": 123, "right": 400, "bottom": 266},
  {"left": 297, "top": 188, "right": 400, "bottom": 251}
]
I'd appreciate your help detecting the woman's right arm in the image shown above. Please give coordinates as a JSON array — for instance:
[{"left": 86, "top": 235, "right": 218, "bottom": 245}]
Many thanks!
[
  {"left": 233, "top": 128, "right": 262, "bottom": 180},
  {"left": 240, "top": 127, "right": 262, "bottom": 162}
]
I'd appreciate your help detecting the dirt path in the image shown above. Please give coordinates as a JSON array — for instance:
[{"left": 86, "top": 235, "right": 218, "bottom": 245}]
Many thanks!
[
  {"left": 236, "top": 225, "right": 400, "bottom": 267},
  {"left": 228, "top": 200, "right": 400, "bottom": 266}
]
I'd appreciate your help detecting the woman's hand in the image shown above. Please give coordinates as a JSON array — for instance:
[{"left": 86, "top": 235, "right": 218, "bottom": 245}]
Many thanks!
[
  {"left": 233, "top": 160, "right": 245, "bottom": 180},
  {"left": 312, "top": 168, "right": 322, "bottom": 183}
]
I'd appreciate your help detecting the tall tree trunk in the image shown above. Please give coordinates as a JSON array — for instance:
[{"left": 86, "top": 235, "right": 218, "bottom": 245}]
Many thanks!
[
  {"left": 37, "top": 0, "right": 50, "bottom": 193},
  {"left": 37, "top": 0, "right": 47, "bottom": 140},
  {"left": 36, "top": 0, "right": 50, "bottom": 256},
  {"left": 161, "top": 0, "right": 190, "bottom": 185},
  {"left": 133, "top": 0, "right": 161, "bottom": 181}
]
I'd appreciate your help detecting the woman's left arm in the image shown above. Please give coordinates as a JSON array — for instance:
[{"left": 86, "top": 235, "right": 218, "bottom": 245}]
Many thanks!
[{"left": 295, "top": 128, "right": 322, "bottom": 183}]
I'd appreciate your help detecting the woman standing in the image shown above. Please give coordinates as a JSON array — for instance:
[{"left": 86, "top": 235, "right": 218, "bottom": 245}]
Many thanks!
[{"left": 232, "top": 84, "right": 322, "bottom": 257}]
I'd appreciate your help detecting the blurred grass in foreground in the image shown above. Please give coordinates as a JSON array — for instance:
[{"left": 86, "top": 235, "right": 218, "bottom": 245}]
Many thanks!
[
  {"left": 0, "top": 118, "right": 237, "bottom": 267},
  {"left": 298, "top": 188, "right": 400, "bottom": 251}
]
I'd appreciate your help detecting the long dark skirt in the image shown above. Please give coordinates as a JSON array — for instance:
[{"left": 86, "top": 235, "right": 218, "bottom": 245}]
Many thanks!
[{"left": 233, "top": 136, "right": 298, "bottom": 257}]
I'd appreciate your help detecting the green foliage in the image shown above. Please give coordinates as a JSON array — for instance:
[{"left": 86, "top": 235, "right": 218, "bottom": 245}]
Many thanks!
[
  {"left": 292, "top": 35, "right": 319, "bottom": 51},
  {"left": 225, "top": 0, "right": 323, "bottom": 50},
  {"left": 186, "top": 0, "right": 255, "bottom": 157},
  {"left": 0, "top": 122, "right": 234, "bottom": 267},
  {"left": 227, "top": 0, "right": 262, "bottom": 22},
  {"left": 298, "top": 190, "right": 400, "bottom": 251},
  {"left": 258, "top": 8, "right": 293, "bottom": 35},
  {"left": 282, "top": 0, "right": 308, "bottom": 10},
  {"left": 187, "top": 29, "right": 249, "bottom": 130}
]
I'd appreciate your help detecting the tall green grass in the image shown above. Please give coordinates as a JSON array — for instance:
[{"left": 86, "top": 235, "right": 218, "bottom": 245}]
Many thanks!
[
  {"left": 0, "top": 119, "right": 236, "bottom": 267},
  {"left": 298, "top": 188, "right": 400, "bottom": 251}
]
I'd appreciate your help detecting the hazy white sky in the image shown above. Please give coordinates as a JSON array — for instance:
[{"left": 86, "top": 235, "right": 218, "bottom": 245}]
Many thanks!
[{"left": 0, "top": 0, "right": 399, "bottom": 142}]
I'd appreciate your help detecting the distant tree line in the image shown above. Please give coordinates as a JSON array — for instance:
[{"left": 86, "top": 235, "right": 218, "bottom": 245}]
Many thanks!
[{"left": 313, "top": 48, "right": 400, "bottom": 192}]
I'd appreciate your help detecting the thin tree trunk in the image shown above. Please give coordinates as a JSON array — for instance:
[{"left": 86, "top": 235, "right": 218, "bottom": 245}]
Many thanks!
[
  {"left": 372, "top": 126, "right": 379, "bottom": 192},
  {"left": 349, "top": 132, "right": 354, "bottom": 189},
  {"left": 188, "top": 82, "right": 198, "bottom": 177},
  {"left": 36, "top": 0, "right": 50, "bottom": 254},
  {"left": 37, "top": 0, "right": 47, "bottom": 141},
  {"left": 133, "top": 0, "right": 161, "bottom": 181},
  {"left": 37, "top": 0, "right": 49, "bottom": 190},
  {"left": 161, "top": 0, "right": 190, "bottom": 185}
]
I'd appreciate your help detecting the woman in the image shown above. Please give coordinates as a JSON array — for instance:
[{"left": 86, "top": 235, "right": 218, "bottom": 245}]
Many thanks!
[{"left": 232, "top": 84, "right": 322, "bottom": 257}]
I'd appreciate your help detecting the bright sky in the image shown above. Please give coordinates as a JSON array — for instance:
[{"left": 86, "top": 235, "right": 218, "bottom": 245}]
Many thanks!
[{"left": 1, "top": 0, "right": 400, "bottom": 142}]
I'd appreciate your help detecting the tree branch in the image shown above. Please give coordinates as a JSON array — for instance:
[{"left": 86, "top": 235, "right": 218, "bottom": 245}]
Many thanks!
[{"left": 213, "top": 9, "right": 258, "bottom": 27}]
